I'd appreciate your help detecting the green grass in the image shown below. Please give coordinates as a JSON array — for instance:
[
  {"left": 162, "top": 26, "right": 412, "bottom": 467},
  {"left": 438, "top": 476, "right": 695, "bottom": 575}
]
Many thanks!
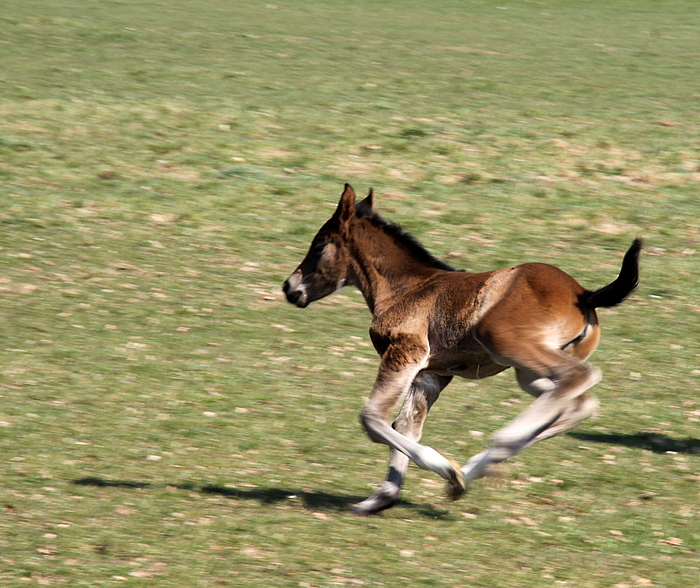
[{"left": 1, "top": 1, "right": 699, "bottom": 586}]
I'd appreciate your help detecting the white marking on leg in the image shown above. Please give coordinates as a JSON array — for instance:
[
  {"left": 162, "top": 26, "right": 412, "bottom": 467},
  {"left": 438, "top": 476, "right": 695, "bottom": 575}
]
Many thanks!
[
  {"left": 412, "top": 445, "right": 452, "bottom": 476},
  {"left": 461, "top": 450, "right": 491, "bottom": 484},
  {"left": 530, "top": 377, "right": 555, "bottom": 393}
]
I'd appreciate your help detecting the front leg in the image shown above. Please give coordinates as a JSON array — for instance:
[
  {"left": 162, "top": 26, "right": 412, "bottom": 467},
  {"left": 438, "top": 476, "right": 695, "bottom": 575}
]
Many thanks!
[
  {"left": 357, "top": 344, "right": 464, "bottom": 507},
  {"left": 351, "top": 373, "right": 452, "bottom": 515}
]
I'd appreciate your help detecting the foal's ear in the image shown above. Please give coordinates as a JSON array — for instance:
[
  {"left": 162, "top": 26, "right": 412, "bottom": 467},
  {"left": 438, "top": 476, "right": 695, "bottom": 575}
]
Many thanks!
[
  {"left": 356, "top": 188, "right": 375, "bottom": 217},
  {"left": 335, "top": 183, "right": 357, "bottom": 224}
]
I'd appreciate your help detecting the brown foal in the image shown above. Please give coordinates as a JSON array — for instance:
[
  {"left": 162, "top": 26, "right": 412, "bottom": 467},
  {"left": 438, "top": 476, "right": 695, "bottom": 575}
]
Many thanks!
[{"left": 283, "top": 184, "right": 642, "bottom": 515}]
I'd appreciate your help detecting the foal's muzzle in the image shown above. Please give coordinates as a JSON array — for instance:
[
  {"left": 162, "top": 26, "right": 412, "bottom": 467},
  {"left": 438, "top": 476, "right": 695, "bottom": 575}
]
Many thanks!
[{"left": 282, "top": 272, "right": 309, "bottom": 308}]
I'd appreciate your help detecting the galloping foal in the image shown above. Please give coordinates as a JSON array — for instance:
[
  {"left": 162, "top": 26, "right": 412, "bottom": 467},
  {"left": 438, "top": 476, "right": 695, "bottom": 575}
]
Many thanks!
[{"left": 283, "top": 184, "right": 642, "bottom": 515}]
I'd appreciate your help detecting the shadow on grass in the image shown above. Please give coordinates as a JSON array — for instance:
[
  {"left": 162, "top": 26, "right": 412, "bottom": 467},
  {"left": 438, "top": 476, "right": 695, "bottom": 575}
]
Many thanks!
[
  {"left": 73, "top": 477, "right": 439, "bottom": 516},
  {"left": 73, "top": 476, "right": 404, "bottom": 518},
  {"left": 200, "top": 484, "right": 365, "bottom": 511},
  {"left": 568, "top": 431, "right": 700, "bottom": 454},
  {"left": 74, "top": 477, "right": 153, "bottom": 489},
  {"left": 201, "top": 485, "right": 457, "bottom": 518}
]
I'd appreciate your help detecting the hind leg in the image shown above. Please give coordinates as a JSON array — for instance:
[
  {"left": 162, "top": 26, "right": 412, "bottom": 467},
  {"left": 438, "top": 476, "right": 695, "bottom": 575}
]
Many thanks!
[
  {"left": 351, "top": 373, "right": 452, "bottom": 515},
  {"left": 461, "top": 346, "right": 601, "bottom": 484},
  {"left": 528, "top": 391, "right": 599, "bottom": 443}
]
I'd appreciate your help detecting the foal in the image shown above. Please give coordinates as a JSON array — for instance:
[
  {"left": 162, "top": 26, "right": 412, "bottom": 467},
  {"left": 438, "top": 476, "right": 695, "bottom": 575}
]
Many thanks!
[{"left": 283, "top": 184, "right": 641, "bottom": 515}]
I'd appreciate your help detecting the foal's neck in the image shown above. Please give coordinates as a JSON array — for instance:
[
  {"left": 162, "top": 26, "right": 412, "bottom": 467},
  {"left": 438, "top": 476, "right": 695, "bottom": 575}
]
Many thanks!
[{"left": 347, "top": 219, "right": 446, "bottom": 315}]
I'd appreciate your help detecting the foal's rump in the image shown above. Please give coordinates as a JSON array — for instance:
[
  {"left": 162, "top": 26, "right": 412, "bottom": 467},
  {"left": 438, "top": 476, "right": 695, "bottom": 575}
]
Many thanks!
[
  {"left": 474, "top": 262, "right": 592, "bottom": 358},
  {"left": 474, "top": 238, "right": 642, "bottom": 370}
]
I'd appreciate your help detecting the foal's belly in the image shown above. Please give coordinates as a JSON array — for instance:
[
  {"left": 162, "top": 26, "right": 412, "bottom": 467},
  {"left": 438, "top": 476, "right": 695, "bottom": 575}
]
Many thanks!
[
  {"left": 426, "top": 345, "right": 509, "bottom": 380},
  {"left": 433, "top": 362, "right": 509, "bottom": 380}
]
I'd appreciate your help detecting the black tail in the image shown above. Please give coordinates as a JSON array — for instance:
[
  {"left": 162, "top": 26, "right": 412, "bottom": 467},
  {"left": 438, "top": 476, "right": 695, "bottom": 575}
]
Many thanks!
[{"left": 584, "top": 238, "right": 643, "bottom": 309}]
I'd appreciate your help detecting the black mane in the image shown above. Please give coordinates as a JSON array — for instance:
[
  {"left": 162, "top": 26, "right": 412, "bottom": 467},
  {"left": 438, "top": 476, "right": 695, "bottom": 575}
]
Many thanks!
[{"left": 357, "top": 205, "right": 457, "bottom": 272}]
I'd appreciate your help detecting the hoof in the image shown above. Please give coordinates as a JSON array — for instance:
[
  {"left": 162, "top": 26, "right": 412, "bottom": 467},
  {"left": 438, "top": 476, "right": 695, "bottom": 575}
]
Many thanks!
[
  {"left": 446, "top": 458, "right": 466, "bottom": 501},
  {"left": 349, "top": 491, "right": 398, "bottom": 516}
]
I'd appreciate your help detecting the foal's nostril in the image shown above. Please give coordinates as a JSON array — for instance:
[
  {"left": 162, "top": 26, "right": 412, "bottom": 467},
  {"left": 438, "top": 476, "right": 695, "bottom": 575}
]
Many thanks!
[
  {"left": 282, "top": 279, "right": 302, "bottom": 305},
  {"left": 287, "top": 290, "right": 302, "bottom": 305}
]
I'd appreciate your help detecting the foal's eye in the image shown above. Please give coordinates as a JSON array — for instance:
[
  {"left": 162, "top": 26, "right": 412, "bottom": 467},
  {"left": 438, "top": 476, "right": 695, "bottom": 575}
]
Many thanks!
[
  {"left": 311, "top": 240, "right": 327, "bottom": 255},
  {"left": 310, "top": 234, "right": 332, "bottom": 253}
]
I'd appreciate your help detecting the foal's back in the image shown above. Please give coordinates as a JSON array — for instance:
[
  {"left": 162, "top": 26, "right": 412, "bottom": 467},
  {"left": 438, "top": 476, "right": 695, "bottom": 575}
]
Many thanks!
[{"left": 384, "top": 262, "right": 587, "bottom": 333}]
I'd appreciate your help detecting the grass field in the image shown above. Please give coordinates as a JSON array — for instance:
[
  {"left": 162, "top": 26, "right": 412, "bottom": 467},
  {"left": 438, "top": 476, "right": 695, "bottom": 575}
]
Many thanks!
[{"left": 1, "top": 1, "right": 699, "bottom": 586}]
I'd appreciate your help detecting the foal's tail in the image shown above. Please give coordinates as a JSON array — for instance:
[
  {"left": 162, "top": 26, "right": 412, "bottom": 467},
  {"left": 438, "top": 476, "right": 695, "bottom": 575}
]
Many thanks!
[{"left": 584, "top": 238, "right": 643, "bottom": 309}]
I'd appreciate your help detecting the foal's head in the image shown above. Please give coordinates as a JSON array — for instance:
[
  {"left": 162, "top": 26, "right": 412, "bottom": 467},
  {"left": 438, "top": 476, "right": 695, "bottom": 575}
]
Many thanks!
[{"left": 282, "top": 184, "right": 372, "bottom": 308}]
